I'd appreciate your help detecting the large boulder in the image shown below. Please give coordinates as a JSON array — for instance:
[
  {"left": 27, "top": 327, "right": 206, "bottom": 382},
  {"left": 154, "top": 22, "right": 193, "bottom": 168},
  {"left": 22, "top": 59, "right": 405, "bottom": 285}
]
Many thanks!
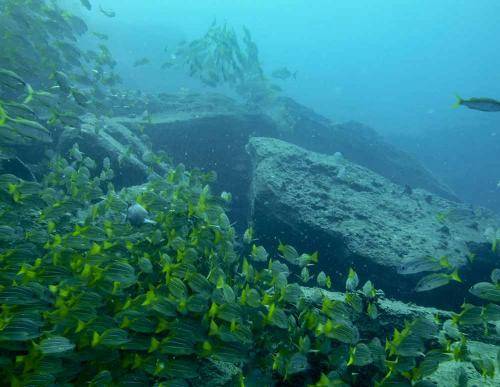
[
  {"left": 117, "top": 93, "right": 278, "bottom": 229},
  {"left": 117, "top": 93, "right": 457, "bottom": 229},
  {"left": 246, "top": 137, "right": 500, "bottom": 308},
  {"left": 265, "top": 97, "right": 458, "bottom": 200}
]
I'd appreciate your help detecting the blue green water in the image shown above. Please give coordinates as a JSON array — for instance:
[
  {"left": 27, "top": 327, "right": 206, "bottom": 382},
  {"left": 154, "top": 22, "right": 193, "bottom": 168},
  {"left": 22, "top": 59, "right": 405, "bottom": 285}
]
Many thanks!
[
  {"left": 80, "top": 0, "right": 500, "bottom": 211},
  {"left": 87, "top": 1, "right": 500, "bottom": 130},
  {"left": 0, "top": 1, "right": 499, "bottom": 385}
]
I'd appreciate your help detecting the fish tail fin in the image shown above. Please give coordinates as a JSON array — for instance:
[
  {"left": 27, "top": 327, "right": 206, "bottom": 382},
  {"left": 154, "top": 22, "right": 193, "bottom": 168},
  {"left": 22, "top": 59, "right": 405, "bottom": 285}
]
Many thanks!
[
  {"left": 23, "top": 84, "right": 34, "bottom": 104},
  {"left": 450, "top": 269, "right": 461, "bottom": 283},
  {"left": 293, "top": 71, "right": 298, "bottom": 80},
  {"left": 48, "top": 109, "right": 59, "bottom": 125},
  {"left": 439, "top": 255, "right": 451, "bottom": 268},
  {"left": 452, "top": 94, "right": 463, "bottom": 109},
  {"left": 0, "top": 102, "right": 7, "bottom": 126},
  {"left": 466, "top": 252, "right": 476, "bottom": 263}
]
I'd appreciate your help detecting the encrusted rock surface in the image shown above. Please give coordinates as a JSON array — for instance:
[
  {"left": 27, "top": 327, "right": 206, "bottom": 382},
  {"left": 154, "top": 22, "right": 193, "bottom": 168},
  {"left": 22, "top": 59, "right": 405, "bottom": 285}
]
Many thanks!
[
  {"left": 247, "top": 137, "right": 500, "bottom": 308},
  {"left": 115, "top": 93, "right": 457, "bottom": 229}
]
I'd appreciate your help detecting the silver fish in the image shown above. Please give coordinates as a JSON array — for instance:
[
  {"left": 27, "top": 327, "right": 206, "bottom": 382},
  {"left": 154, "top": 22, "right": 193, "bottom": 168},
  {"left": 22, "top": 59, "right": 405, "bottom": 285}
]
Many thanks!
[
  {"left": 127, "top": 203, "right": 156, "bottom": 226},
  {"left": 397, "top": 255, "right": 450, "bottom": 275},
  {"left": 414, "top": 270, "right": 461, "bottom": 292}
]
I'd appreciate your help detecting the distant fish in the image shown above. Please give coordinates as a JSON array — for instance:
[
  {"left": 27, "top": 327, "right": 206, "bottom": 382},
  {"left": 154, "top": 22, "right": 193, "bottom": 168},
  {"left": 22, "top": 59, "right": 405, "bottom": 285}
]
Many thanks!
[
  {"left": 80, "top": 0, "right": 91, "bottom": 10},
  {"left": 133, "top": 57, "right": 150, "bottom": 67},
  {"left": 92, "top": 32, "right": 109, "bottom": 40},
  {"left": 127, "top": 203, "right": 156, "bottom": 227},
  {"left": 271, "top": 67, "right": 297, "bottom": 80},
  {"left": 453, "top": 94, "right": 500, "bottom": 112},
  {"left": 161, "top": 61, "right": 174, "bottom": 69},
  {"left": 68, "top": 14, "right": 88, "bottom": 35},
  {"left": 53, "top": 70, "right": 72, "bottom": 94},
  {"left": 99, "top": 5, "right": 116, "bottom": 18}
]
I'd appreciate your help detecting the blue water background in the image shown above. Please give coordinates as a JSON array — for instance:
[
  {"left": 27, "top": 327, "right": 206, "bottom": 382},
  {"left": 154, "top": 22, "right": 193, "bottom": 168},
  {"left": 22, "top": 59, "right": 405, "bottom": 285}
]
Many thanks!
[{"left": 73, "top": 0, "right": 500, "bottom": 210}]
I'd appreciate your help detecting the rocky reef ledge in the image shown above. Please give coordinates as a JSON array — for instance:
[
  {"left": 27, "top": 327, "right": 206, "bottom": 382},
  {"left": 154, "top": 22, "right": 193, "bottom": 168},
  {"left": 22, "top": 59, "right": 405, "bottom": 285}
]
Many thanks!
[
  {"left": 301, "top": 287, "right": 500, "bottom": 387},
  {"left": 246, "top": 137, "right": 500, "bottom": 309},
  {"left": 115, "top": 93, "right": 457, "bottom": 228}
]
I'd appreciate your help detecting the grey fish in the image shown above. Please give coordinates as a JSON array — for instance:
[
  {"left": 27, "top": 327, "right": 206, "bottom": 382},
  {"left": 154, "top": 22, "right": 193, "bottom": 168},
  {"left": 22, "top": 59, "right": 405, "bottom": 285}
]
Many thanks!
[
  {"left": 127, "top": 203, "right": 156, "bottom": 226},
  {"left": 53, "top": 71, "right": 72, "bottom": 94},
  {"left": 0, "top": 68, "right": 26, "bottom": 90},
  {"left": 3, "top": 101, "right": 38, "bottom": 120},
  {"left": 469, "top": 282, "right": 500, "bottom": 303},
  {"left": 67, "top": 15, "right": 88, "bottom": 35},
  {"left": 397, "top": 255, "right": 451, "bottom": 275},
  {"left": 414, "top": 270, "right": 461, "bottom": 292},
  {"left": 271, "top": 67, "right": 297, "bottom": 80},
  {"left": 80, "top": 0, "right": 91, "bottom": 10},
  {"left": 133, "top": 57, "right": 150, "bottom": 67},
  {"left": 453, "top": 95, "right": 500, "bottom": 112},
  {"left": 99, "top": 5, "right": 116, "bottom": 18},
  {"left": 71, "top": 89, "right": 90, "bottom": 106},
  {"left": 92, "top": 32, "right": 109, "bottom": 40}
]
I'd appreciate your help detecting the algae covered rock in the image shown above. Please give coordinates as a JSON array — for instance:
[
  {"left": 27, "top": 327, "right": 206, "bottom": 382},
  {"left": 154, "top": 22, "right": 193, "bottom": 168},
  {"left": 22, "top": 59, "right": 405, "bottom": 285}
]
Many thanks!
[
  {"left": 247, "top": 137, "right": 500, "bottom": 308},
  {"left": 427, "top": 341, "right": 500, "bottom": 387},
  {"left": 303, "top": 286, "right": 500, "bottom": 386},
  {"left": 57, "top": 113, "right": 158, "bottom": 187}
]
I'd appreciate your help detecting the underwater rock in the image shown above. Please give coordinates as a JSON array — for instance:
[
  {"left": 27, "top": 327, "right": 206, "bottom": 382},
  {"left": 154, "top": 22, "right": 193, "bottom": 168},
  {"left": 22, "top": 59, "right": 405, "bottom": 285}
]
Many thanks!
[
  {"left": 117, "top": 92, "right": 278, "bottom": 230},
  {"left": 301, "top": 287, "right": 498, "bottom": 345},
  {"left": 427, "top": 340, "right": 500, "bottom": 386},
  {"left": 264, "top": 97, "right": 458, "bottom": 201},
  {"left": 247, "top": 137, "right": 500, "bottom": 309},
  {"left": 303, "top": 287, "right": 500, "bottom": 386},
  {"left": 58, "top": 114, "right": 156, "bottom": 188},
  {"left": 118, "top": 92, "right": 456, "bottom": 230}
]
